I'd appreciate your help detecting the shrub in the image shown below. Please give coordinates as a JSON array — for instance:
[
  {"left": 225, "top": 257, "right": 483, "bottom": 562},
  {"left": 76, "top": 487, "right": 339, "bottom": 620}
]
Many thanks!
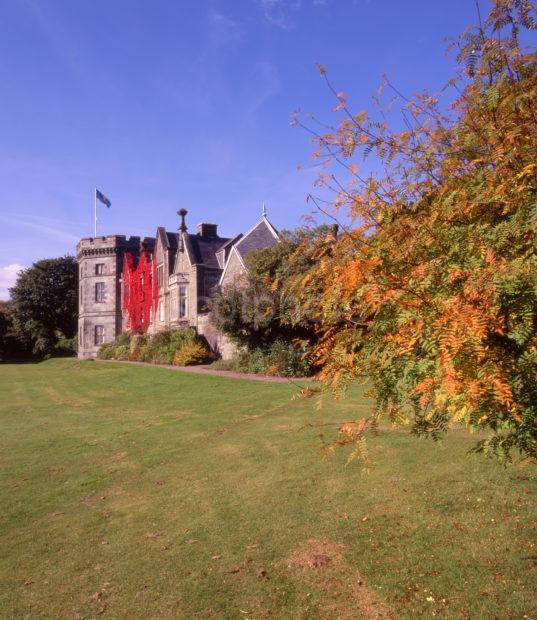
[
  {"left": 114, "top": 345, "right": 129, "bottom": 360},
  {"left": 116, "top": 331, "right": 131, "bottom": 346},
  {"left": 134, "top": 329, "right": 194, "bottom": 364},
  {"left": 143, "top": 332, "right": 169, "bottom": 364},
  {"left": 129, "top": 333, "right": 147, "bottom": 361},
  {"left": 98, "top": 328, "right": 211, "bottom": 367},
  {"left": 263, "top": 339, "right": 311, "bottom": 377},
  {"left": 215, "top": 340, "right": 311, "bottom": 377},
  {"left": 209, "top": 358, "right": 236, "bottom": 371},
  {"left": 97, "top": 341, "right": 117, "bottom": 360},
  {"left": 173, "top": 342, "right": 210, "bottom": 366}
]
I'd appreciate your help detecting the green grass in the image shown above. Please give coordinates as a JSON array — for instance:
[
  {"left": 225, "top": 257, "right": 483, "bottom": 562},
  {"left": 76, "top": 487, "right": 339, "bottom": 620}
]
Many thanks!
[{"left": 0, "top": 359, "right": 536, "bottom": 619}]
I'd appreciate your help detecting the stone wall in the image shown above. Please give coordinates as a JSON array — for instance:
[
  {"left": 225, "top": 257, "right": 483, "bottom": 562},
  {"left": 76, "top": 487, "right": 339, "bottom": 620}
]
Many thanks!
[
  {"left": 77, "top": 235, "right": 138, "bottom": 359},
  {"left": 197, "top": 314, "right": 237, "bottom": 360}
]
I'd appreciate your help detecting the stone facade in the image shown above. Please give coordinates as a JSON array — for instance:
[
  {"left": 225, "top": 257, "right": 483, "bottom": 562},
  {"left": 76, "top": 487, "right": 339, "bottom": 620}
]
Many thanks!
[
  {"left": 77, "top": 210, "right": 279, "bottom": 360},
  {"left": 76, "top": 235, "right": 140, "bottom": 360}
]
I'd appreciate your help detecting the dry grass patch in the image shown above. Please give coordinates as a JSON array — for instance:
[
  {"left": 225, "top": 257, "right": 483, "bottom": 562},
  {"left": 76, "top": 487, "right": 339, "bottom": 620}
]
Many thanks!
[{"left": 285, "top": 539, "right": 398, "bottom": 619}]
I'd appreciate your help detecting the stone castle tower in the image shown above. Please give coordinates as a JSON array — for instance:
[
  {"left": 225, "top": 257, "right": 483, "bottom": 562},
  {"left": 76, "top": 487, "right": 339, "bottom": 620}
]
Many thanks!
[{"left": 76, "top": 235, "right": 140, "bottom": 359}]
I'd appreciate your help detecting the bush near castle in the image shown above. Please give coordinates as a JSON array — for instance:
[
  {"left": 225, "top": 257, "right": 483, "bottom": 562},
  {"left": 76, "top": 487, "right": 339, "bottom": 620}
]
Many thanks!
[{"left": 97, "top": 328, "right": 211, "bottom": 366}]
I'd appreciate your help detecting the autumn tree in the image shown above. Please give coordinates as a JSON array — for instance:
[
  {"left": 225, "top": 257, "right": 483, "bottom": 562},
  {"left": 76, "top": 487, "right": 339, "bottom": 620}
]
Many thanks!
[{"left": 293, "top": 0, "right": 537, "bottom": 463}]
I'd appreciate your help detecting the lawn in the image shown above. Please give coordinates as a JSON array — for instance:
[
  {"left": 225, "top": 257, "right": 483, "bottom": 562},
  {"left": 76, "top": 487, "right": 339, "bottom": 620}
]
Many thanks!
[{"left": 0, "top": 359, "right": 536, "bottom": 619}]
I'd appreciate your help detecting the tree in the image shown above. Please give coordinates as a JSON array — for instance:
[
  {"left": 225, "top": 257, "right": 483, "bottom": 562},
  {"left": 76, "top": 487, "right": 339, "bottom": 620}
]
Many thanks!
[
  {"left": 210, "top": 226, "right": 336, "bottom": 350},
  {"left": 0, "top": 301, "right": 23, "bottom": 361},
  {"left": 10, "top": 257, "right": 78, "bottom": 357},
  {"left": 293, "top": 0, "right": 537, "bottom": 463}
]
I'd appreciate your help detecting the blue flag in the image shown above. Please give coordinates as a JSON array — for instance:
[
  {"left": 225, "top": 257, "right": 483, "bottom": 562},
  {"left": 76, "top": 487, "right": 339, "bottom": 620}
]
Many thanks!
[{"left": 96, "top": 189, "right": 111, "bottom": 208}]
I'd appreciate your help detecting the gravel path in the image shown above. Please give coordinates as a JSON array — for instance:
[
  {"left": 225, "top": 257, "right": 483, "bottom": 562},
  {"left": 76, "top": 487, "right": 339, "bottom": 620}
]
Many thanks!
[{"left": 103, "top": 359, "right": 310, "bottom": 384}]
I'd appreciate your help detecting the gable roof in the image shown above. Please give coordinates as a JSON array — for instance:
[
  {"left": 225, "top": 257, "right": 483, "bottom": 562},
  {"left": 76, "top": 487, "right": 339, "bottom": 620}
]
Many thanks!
[
  {"left": 219, "top": 215, "right": 280, "bottom": 285},
  {"left": 234, "top": 217, "right": 279, "bottom": 261}
]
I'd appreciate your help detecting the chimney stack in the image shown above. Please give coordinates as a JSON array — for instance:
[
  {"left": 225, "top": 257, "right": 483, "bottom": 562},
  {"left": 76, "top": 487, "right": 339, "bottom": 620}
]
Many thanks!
[{"left": 196, "top": 223, "right": 218, "bottom": 238}]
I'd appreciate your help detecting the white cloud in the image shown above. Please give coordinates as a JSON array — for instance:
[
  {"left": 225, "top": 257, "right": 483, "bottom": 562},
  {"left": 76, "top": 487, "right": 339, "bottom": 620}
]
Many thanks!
[
  {"left": 0, "top": 264, "right": 24, "bottom": 300},
  {"left": 257, "top": 0, "right": 328, "bottom": 28},
  {"left": 259, "top": 0, "right": 302, "bottom": 29}
]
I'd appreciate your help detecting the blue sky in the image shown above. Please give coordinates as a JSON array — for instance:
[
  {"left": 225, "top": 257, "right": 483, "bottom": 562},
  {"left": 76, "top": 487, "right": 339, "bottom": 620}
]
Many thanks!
[{"left": 0, "top": 0, "right": 487, "bottom": 298}]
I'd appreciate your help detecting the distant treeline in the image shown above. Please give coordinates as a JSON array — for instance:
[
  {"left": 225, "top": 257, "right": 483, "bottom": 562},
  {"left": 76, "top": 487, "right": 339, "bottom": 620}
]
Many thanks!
[{"left": 0, "top": 257, "right": 78, "bottom": 362}]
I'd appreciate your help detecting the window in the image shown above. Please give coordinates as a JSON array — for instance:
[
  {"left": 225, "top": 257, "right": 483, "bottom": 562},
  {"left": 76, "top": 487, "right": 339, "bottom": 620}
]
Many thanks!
[
  {"left": 179, "top": 285, "right": 187, "bottom": 318},
  {"left": 95, "top": 263, "right": 104, "bottom": 275},
  {"left": 157, "top": 265, "right": 164, "bottom": 287},
  {"left": 94, "top": 325, "right": 104, "bottom": 345},
  {"left": 95, "top": 282, "right": 105, "bottom": 302},
  {"left": 158, "top": 300, "right": 164, "bottom": 321},
  {"left": 80, "top": 284, "right": 83, "bottom": 306}
]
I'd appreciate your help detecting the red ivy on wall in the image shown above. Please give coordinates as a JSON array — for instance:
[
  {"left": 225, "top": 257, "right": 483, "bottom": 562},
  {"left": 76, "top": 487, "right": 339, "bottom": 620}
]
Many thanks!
[{"left": 122, "top": 246, "right": 158, "bottom": 333}]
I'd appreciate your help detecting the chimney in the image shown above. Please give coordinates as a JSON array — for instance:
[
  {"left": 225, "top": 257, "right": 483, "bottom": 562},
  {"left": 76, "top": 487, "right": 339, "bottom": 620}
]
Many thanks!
[
  {"left": 178, "top": 208, "right": 188, "bottom": 233},
  {"left": 196, "top": 223, "right": 218, "bottom": 238}
]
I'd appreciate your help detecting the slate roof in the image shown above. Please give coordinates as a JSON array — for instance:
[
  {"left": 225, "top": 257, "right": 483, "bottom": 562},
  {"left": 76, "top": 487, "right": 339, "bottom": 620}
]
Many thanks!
[
  {"left": 154, "top": 216, "right": 278, "bottom": 273},
  {"left": 166, "top": 232, "right": 178, "bottom": 248},
  {"left": 234, "top": 218, "right": 279, "bottom": 261},
  {"left": 183, "top": 233, "right": 231, "bottom": 269}
]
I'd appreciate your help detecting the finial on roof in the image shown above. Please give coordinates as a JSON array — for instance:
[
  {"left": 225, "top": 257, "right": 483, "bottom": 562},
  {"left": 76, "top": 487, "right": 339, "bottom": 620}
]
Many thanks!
[
  {"left": 262, "top": 202, "right": 267, "bottom": 217},
  {"left": 177, "top": 208, "right": 188, "bottom": 233}
]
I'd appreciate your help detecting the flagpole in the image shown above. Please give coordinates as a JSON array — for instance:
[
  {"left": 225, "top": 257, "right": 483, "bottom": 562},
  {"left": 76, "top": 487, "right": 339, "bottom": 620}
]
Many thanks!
[{"left": 94, "top": 187, "right": 97, "bottom": 237}]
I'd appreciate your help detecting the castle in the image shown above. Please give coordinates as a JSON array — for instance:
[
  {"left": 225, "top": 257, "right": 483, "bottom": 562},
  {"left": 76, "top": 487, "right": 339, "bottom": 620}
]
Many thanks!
[{"left": 76, "top": 209, "right": 279, "bottom": 359}]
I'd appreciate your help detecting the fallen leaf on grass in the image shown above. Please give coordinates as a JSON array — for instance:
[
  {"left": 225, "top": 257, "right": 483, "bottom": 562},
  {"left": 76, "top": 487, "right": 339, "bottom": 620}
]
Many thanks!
[
  {"left": 212, "top": 555, "right": 222, "bottom": 560},
  {"left": 143, "top": 532, "right": 161, "bottom": 540},
  {"left": 23, "top": 578, "right": 33, "bottom": 586},
  {"left": 89, "top": 592, "right": 102, "bottom": 601},
  {"left": 186, "top": 539, "right": 198, "bottom": 544},
  {"left": 257, "top": 568, "right": 267, "bottom": 578},
  {"left": 51, "top": 511, "right": 63, "bottom": 517}
]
